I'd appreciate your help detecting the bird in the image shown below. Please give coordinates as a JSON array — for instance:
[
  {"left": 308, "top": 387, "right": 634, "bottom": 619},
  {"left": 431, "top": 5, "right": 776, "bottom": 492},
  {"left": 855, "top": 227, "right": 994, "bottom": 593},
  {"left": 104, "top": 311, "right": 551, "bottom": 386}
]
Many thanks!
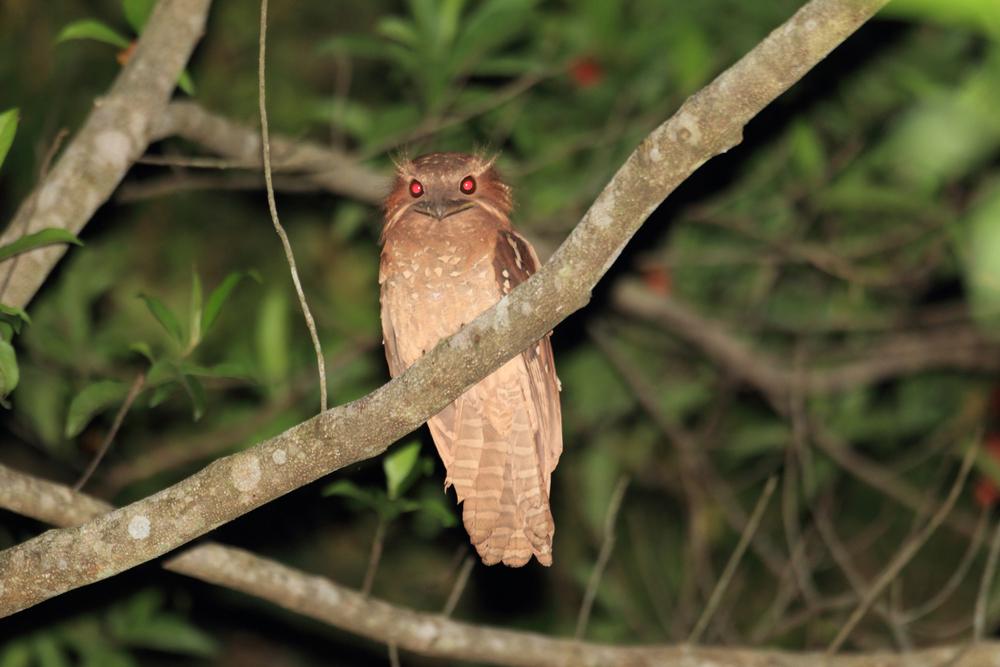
[{"left": 379, "top": 151, "right": 563, "bottom": 567}]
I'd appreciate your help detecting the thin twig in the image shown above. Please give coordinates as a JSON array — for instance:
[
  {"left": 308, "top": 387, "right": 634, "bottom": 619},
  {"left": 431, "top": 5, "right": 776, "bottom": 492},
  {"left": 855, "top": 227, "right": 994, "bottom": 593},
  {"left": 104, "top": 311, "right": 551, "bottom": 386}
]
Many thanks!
[
  {"left": 388, "top": 642, "right": 401, "bottom": 667},
  {"left": 575, "top": 475, "right": 630, "bottom": 639},
  {"left": 815, "top": 500, "right": 911, "bottom": 651},
  {"left": 827, "top": 444, "right": 978, "bottom": 653},
  {"left": 362, "top": 514, "right": 388, "bottom": 597},
  {"left": 902, "top": 506, "right": 988, "bottom": 624},
  {"left": 258, "top": 0, "right": 327, "bottom": 412},
  {"left": 73, "top": 372, "right": 146, "bottom": 492},
  {"left": 974, "top": 514, "right": 1000, "bottom": 640},
  {"left": 136, "top": 154, "right": 261, "bottom": 169},
  {"left": 442, "top": 555, "right": 474, "bottom": 617},
  {"left": 689, "top": 476, "right": 778, "bottom": 643}
]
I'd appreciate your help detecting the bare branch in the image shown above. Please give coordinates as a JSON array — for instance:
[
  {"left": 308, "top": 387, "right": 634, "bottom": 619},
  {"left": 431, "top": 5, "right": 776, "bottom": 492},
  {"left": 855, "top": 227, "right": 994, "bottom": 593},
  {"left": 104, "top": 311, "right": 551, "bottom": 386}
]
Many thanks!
[
  {"left": 150, "top": 101, "right": 389, "bottom": 204},
  {"left": 1, "top": 462, "right": 998, "bottom": 667},
  {"left": 257, "top": 0, "right": 327, "bottom": 412},
  {"left": 612, "top": 281, "right": 1000, "bottom": 402},
  {"left": 0, "top": 0, "right": 893, "bottom": 617},
  {"left": 0, "top": 0, "right": 213, "bottom": 309}
]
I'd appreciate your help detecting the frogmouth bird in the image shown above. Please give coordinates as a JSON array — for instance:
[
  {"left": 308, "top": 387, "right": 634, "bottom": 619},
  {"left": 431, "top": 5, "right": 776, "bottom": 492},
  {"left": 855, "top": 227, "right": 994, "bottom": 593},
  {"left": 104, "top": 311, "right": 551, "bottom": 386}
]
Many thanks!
[{"left": 379, "top": 152, "right": 562, "bottom": 567}]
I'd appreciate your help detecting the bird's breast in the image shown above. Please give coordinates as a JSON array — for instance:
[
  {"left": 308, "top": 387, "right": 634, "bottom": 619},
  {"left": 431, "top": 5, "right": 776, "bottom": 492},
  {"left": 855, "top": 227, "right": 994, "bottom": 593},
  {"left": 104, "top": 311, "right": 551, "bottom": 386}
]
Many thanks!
[{"left": 380, "top": 209, "right": 506, "bottom": 366}]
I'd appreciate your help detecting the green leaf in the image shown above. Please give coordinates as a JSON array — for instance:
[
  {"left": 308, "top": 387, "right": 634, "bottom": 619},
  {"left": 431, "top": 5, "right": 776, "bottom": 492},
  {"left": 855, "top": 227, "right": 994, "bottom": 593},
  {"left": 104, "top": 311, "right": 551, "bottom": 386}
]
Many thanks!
[
  {"left": 0, "top": 108, "right": 18, "bottom": 171},
  {"left": 121, "top": 0, "right": 155, "bottom": 33},
  {"left": 117, "top": 616, "right": 217, "bottom": 656},
  {"left": 177, "top": 70, "right": 196, "bottom": 96},
  {"left": 376, "top": 16, "right": 420, "bottom": 47},
  {"left": 188, "top": 269, "right": 202, "bottom": 348},
  {"left": 0, "top": 338, "right": 19, "bottom": 406},
  {"left": 65, "top": 380, "right": 128, "bottom": 437},
  {"left": 138, "top": 293, "right": 185, "bottom": 344},
  {"left": 384, "top": 440, "right": 421, "bottom": 499},
  {"left": 0, "top": 228, "right": 83, "bottom": 263},
  {"left": 0, "top": 304, "right": 30, "bottom": 336},
  {"left": 413, "top": 493, "right": 457, "bottom": 527},
  {"left": 322, "top": 479, "right": 383, "bottom": 511},
  {"left": 256, "top": 287, "right": 290, "bottom": 386},
  {"left": 30, "top": 635, "right": 69, "bottom": 667},
  {"left": 147, "top": 382, "right": 175, "bottom": 408},
  {"left": 203, "top": 270, "right": 259, "bottom": 336},
  {"left": 128, "top": 341, "right": 154, "bottom": 362},
  {"left": 56, "top": 20, "right": 131, "bottom": 49},
  {"left": 963, "top": 183, "right": 1000, "bottom": 333},
  {"left": 178, "top": 374, "right": 205, "bottom": 420},
  {"left": 0, "top": 640, "right": 32, "bottom": 667}
]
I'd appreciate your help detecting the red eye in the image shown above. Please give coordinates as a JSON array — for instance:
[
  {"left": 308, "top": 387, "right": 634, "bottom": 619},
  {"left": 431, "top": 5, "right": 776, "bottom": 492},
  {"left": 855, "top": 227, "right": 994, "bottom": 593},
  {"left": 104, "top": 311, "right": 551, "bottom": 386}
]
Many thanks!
[
  {"left": 409, "top": 179, "right": 424, "bottom": 197},
  {"left": 460, "top": 176, "right": 476, "bottom": 194}
]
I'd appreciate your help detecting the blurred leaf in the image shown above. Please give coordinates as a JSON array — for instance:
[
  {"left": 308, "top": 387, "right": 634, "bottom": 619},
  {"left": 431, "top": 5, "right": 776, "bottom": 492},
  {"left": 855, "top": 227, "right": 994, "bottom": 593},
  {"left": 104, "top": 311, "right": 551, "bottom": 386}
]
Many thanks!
[
  {"left": 0, "top": 304, "right": 31, "bottom": 336},
  {"left": 108, "top": 589, "right": 218, "bottom": 657},
  {"left": 65, "top": 380, "right": 127, "bottom": 437},
  {"left": 121, "top": 0, "right": 155, "bottom": 32},
  {"left": 188, "top": 269, "right": 202, "bottom": 348},
  {"left": 881, "top": 0, "right": 1000, "bottom": 37},
  {"left": 178, "top": 374, "right": 206, "bottom": 420},
  {"left": 384, "top": 440, "right": 421, "bottom": 499},
  {"left": 16, "top": 366, "right": 67, "bottom": 447},
  {"left": 0, "top": 338, "right": 19, "bottom": 407},
  {"left": 148, "top": 383, "right": 175, "bottom": 408},
  {"left": 963, "top": 182, "right": 1000, "bottom": 333},
  {"left": 128, "top": 341, "right": 154, "bottom": 363},
  {"left": 412, "top": 493, "right": 457, "bottom": 527},
  {"left": 323, "top": 479, "right": 386, "bottom": 514},
  {"left": 177, "top": 70, "right": 196, "bottom": 96},
  {"left": 202, "top": 270, "right": 259, "bottom": 336},
  {"left": 56, "top": 20, "right": 131, "bottom": 49},
  {"left": 256, "top": 287, "right": 290, "bottom": 386},
  {"left": 30, "top": 636, "right": 68, "bottom": 667},
  {"left": 179, "top": 360, "right": 255, "bottom": 381},
  {"left": 0, "top": 108, "right": 18, "bottom": 171},
  {"left": 376, "top": 16, "right": 420, "bottom": 47},
  {"left": 138, "top": 293, "right": 184, "bottom": 344},
  {"left": 116, "top": 616, "right": 217, "bottom": 656},
  {"left": 789, "top": 120, "right": 826, "bottom": 181},
  {"left": 0, "top": 228, "right": 83, "bottom": 263},
  {"left": 0, "top": 641, "right": 31, "bottom": 667}
]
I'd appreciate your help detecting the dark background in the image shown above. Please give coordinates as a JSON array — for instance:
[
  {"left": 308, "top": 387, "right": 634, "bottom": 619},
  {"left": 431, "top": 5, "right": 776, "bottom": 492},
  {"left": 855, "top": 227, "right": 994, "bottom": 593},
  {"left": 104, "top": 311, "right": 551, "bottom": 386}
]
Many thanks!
[{"left": 2, "top": 0, "right": 1000, "bottom": 664}]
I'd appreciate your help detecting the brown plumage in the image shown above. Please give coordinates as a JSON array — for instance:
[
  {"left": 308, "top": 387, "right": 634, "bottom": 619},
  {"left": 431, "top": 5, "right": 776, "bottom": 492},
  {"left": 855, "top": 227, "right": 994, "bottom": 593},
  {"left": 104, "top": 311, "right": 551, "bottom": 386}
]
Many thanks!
[{"left": 379, "top": 152, "right": 562, "bottom": 567}]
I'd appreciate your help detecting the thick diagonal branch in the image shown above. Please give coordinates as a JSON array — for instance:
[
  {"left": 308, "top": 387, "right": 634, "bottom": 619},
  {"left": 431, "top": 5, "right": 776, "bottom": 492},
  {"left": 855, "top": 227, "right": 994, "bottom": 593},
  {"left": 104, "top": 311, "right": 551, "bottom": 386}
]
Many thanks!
[
  {"left": 0, "top": 0, "right": 892, "bottom": 617},
  {"left": 0, "top": 0, "right": 213, "bottom": 309},
  {"left": 0, "top": 463, "right": 994, "bottom": 667}
]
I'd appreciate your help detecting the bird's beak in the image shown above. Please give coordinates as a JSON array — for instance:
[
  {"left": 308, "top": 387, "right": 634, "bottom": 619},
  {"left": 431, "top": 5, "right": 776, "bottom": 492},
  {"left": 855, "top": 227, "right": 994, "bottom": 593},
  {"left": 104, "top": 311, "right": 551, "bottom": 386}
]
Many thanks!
[{"left": 413, "top": 198, "right": 474, "bottom": 221}]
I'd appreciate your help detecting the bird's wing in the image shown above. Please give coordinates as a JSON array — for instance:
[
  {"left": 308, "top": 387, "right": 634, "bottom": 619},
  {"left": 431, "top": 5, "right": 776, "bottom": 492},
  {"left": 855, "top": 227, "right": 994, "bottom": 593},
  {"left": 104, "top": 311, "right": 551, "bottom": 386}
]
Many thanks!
[{"left": 495, "top": 229, "right": 563, "bottom": 479}]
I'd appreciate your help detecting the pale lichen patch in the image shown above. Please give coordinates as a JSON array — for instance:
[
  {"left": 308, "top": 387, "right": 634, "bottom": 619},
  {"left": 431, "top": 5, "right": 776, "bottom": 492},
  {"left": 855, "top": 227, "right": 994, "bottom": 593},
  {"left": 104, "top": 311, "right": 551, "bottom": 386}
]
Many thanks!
[
  {"left": 272, "top": 449, "right": 288, "bottom": 465},
  {"left": 94, "top": 130, "right": 132, "bottom": 171},
  {"left": 231, "top": 456, "right": 262, "bottom": 492},
  {"left": 128, "top": 515, "right": 151, "bottom": 540}
]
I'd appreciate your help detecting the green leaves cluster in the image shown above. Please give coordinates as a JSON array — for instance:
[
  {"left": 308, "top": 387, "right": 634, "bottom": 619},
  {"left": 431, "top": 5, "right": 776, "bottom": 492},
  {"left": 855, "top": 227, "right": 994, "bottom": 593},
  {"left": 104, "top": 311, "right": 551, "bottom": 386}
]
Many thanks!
[
  {"left": 57, "top": 0, "right": 195, "bottom": 94},
  {"left": 0, "top": 589, "right": 216, "bottom": 667},
  {"left": 64, "top": 270, "right": 258, "bottom": 438},
  {"left": 323, "top": 440, "right": 456, "bottom": 528}
]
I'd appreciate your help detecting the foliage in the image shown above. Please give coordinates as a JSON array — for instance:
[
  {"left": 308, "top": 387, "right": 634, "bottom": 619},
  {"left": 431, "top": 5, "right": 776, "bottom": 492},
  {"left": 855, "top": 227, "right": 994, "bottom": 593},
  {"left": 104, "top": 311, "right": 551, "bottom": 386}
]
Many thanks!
[
  {"left": 56, "top": 0, "right": 195, "bottom": 94},
  {"left": 0, "top": 589, "right": 217, "bottom": 666},
  {"left": 1, "top": 0, "right": 1000, "bottom": 664}
]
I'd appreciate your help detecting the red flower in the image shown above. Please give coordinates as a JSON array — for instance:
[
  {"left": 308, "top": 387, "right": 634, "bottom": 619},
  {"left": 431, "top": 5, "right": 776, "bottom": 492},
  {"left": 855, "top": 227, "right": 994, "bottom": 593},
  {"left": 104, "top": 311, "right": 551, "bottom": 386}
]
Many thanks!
[{"left": 569, "top": 56, "right": 603, "bottom": 89}]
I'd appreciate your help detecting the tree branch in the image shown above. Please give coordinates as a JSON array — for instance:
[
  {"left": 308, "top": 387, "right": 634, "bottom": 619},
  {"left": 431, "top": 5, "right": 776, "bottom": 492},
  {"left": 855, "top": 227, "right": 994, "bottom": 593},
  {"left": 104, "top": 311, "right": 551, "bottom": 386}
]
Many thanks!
[
  {"left": 0, "top": 462, "right": 996, "bottom": 667},
  {"left": 0, "top": 0, "right": 892, "bottom": 617},
  {"left": 0, "top": 0, "right": 213, "bottom": 309},
  {"left": 150, "top": 101, "right": 389, "bottom": 204},
  {"left": 612, "top": 280, "right": 1000, "bottom": 402}
]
